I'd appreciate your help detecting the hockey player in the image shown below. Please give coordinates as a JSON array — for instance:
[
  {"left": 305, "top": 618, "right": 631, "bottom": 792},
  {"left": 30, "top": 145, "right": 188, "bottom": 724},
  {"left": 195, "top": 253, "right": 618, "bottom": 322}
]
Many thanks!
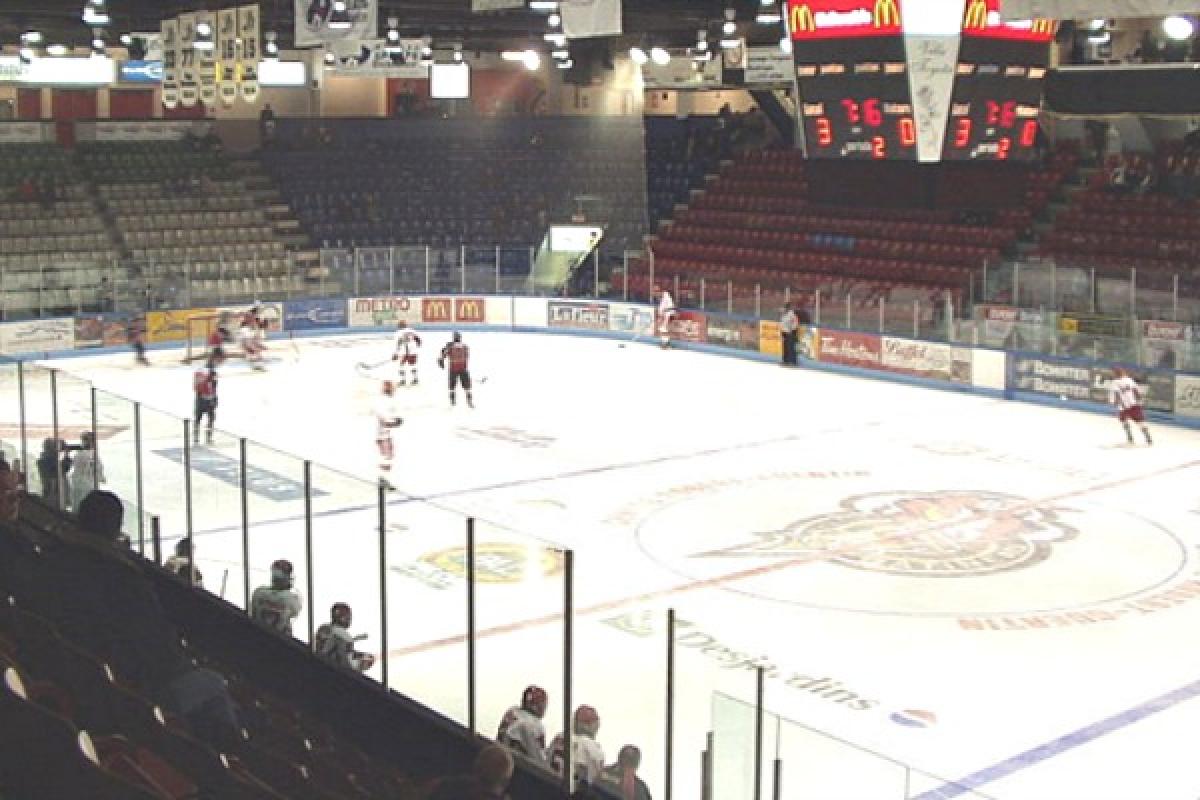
[
  {"left": 497, "top": 685, "right": 549, "bottom": 766},
  {"left": 127, "top": 316, "right": 149, "bottom": 366},
  {"left": 375, "top": 380, "right": 403, "bottom": 489},
  {"left": 548, "top": 705, "right": 605, "bottom": 787},
  {"left": 207, "top": 312, "right": 235, "bottom": 366},
  {"left": 438, "top": 331, "right": 474, "bottom": 408},
  {"left": 392, "top": 320, "right": 422, "bottom": 386},
  {"left": 239, "top": 305, "right": 266, "bottom": 371},
  {"left": 164, "top": 538, "right": 204, "bottom": 587},
  {"left": 68, "top": 431, "right": 104, "bottom": 512},
  {"left": 656, "top": 286, "right": 677, "bottom": 349},
  {"left": 250, "top": 559, "right": 303, "bottom": 636},
  {"left": 313, "top": 602, "right": 376, "bottom": 673},
  {"left": 1110, "top": 367, "right": 1153, "bottom": 446},
  {"left": 193, "top": 361, "right": 218, "bottom": 445}
]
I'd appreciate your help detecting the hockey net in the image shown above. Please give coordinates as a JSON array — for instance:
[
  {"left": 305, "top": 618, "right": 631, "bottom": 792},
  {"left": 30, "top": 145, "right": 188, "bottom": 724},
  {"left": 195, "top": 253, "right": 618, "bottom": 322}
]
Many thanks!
[{"left": 182, "top": 314, "right": 228, "bottom": 363}]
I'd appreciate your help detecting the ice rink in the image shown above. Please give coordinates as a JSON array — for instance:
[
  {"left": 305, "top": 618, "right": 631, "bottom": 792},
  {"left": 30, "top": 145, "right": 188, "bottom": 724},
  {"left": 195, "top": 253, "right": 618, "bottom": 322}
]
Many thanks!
[{"left": 23, "top": 330, "right": 1200, "bottom": 799}]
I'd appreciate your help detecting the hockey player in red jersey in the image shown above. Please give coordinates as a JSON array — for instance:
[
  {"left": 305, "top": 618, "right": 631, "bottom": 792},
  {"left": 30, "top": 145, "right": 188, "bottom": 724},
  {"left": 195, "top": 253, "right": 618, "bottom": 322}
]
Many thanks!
[
  {"left": 193, "top": 360, "right": 218, "bottom": 445},
  {"left": 438, "top": 331, "right": 474, "bottom": 408},
  {"left": 392, "top": 320, "right": 422, "bottom": 386}
]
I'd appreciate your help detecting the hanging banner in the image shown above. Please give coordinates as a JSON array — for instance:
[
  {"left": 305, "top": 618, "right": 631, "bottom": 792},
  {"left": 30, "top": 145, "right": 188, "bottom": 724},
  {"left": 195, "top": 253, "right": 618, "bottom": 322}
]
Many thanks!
[
  {"left": 295, "top": 0, "right": 378, "bottom": 47},
  {"left": 126, "top": 32, "right": 164, "bottom": 62},
  {"left": 239, "top": 5, "right": 261, "bottom": 103},
  {"left": 744, "top": 47, "right": 793, "bottom": 85},
  {"left": 196, "top": 11, "right": 218, "bottom": 108},
  {"left": 217, "top": 9, "right": 238, "bottom": 106},
  {"left": 330, "top": 38, "right": 428, "bottom": 78},
  {"left": 1002, "top": 0, "right": 1200, "bottom": 20},
  {"left": 472, "top": 0, "right": 525, "bottom": 8},
  {"left": 177, "top": 13, "right": 199, "bottom": 107},
  {"left": 561, "top": 0, "right": 623, "bottom": 39},
  {"left": 641, "top": 55, "right": 723, "bottom": 89},
  {"left": 161, "top": 18, "right": 180, "bottom": 108}
]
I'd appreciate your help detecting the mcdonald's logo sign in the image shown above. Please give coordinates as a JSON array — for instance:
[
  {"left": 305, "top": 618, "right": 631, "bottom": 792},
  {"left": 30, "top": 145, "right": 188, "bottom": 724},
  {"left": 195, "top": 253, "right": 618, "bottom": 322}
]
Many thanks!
[
  {"left": 422, "top": 298, "right": 452, "bottom": 323},
  {"left": 455, "top": 298, "right": 486, "bottom": 324},
  {"left": 873, "top": 0, "right": 899, "bottom": 29},
  {"left": 963, "top": 0, "right": 988, "bottom": 30},
  {"left": 790, "top": 3, "right": 816, "bottom": 34},
  {"left": 1030, "top": 18, "right": 1056, "bottom": 37}
]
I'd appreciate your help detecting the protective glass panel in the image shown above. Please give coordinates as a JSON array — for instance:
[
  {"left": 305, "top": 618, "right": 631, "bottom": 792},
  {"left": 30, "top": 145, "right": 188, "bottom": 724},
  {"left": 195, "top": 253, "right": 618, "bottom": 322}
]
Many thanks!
[
  {"left": 93, "top": 389, "right": 143, "bottom": 552},
  {"left": 21, "top": 365, "right": 63, "bottom": 508},
  {"left": 53, "top": 371, "right": 95, "bottom": 513},
  {"left": 0, "top": 361, "right": 21, "bottom": 481},
  {"left": 463, "top": 246, "right": 498, "bottom": 294},
  {"left": 711, "top": 691, "right": 757, "bottom": 800},
  {"left": 185, "top": 428, "right": 247, "bottom": 606},
  {"left": 137, "top": 404, "right": 189, "bottom": 565}
]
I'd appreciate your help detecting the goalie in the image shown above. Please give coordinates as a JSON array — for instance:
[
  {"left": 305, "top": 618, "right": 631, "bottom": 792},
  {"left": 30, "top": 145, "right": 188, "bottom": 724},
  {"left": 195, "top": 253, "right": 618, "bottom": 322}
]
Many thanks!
[{"left": 375, "top": 380, "right": 403, "bottom": 489}]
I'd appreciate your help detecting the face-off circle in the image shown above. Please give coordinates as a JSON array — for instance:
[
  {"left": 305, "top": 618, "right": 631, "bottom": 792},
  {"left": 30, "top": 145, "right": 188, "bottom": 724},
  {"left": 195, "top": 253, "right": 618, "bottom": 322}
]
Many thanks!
[{"left": 635, "top": 480, "right": 1188, "bottom": 618}]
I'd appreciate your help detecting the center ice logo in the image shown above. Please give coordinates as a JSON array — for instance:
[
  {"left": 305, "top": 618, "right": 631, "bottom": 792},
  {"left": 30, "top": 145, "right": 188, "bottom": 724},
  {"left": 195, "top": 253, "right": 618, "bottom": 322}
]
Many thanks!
[{"left": 694, "top": 490, "right": 1077, "bottom": 578}]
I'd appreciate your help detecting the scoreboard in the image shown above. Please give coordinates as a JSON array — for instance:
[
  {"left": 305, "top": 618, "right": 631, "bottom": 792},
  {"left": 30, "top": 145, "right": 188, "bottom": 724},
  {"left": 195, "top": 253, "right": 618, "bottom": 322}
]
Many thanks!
[
  {"left": 786, "top": 0, "right": 1055, "bottom": 163},
  {"left": 791, "top": 0, "right": 916, "bottom": 161}
]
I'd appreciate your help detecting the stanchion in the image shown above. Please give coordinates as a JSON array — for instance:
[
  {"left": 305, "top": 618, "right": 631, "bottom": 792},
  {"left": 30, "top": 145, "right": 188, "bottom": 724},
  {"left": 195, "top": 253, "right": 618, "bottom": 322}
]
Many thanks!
[
  {"left": 467, "top": 517, "right": 477, "bottom": 734},
  {"left": 240, "top": 438, "right": 250, "bottom": 609},
  {"left": 562, "top": 549, "right": 574, "bottom": 793},
  {"left": 666, "top": 608, "right": 676, "bottom": 800},
  {"left": 151, "top": 515, "right": 162, "bottom": 565},
  {"left": 378, "top": 481, "right": 389, "bottom": 690},
  {"left": 304, "top": 460, "right": 314, "bottom": 641}
]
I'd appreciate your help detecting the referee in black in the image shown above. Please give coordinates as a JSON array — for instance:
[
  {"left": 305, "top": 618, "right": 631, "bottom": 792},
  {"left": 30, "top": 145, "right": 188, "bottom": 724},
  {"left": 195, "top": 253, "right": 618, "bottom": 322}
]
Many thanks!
[{"left": 781, "top": 303, "right": 799, "bottom": 367}]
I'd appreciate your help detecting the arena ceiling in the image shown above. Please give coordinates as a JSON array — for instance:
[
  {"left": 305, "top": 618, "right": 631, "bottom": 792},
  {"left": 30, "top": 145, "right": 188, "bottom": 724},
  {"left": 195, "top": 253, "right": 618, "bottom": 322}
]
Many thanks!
[{"left": 3, "top": 0, "right": 777, "bottom": 53}]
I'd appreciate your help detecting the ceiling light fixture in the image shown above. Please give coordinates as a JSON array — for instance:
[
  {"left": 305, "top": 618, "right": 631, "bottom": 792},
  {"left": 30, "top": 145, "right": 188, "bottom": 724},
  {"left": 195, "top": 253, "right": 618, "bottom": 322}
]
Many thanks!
[
  {"left": 629, "top": 45, "right": 648, "bottom": 65},
  {"left": 650, "top": 46, "right": 670, "bottom": 65}
]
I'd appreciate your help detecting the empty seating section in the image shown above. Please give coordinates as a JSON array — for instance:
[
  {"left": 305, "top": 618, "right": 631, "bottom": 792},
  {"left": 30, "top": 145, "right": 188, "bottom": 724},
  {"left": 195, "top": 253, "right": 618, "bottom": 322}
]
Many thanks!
[
  {"left": 264, "top": 118, "right": 648, "bottom": 256},
  {"left": 0, "top": 144, "right": 117, "bottom": 316},
  {"left": 80, "top": 141, "right": 299, "bottom": 301},
  {"left": 644, "top": 117, "right": 727, "bottom": 231},
  {"left": 635, "top": 149, "right": 1059, "bottom": 310}
]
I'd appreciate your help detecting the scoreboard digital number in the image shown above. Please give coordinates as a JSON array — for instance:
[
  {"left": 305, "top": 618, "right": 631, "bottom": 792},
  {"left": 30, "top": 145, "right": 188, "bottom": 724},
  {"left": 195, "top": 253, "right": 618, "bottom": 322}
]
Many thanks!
[
  {"left": 942, "top": 0, "right": 1055, "bottom": 162},
  {"left": 790, "top": 0, "right": 917, "bottom": 161}
]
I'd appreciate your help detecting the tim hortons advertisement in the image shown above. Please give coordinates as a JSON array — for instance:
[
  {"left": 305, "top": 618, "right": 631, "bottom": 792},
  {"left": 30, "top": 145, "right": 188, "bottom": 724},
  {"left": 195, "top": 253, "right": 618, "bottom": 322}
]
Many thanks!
[
  {"left": 548, "top": 301, "right": 610, "bottom": 330},
  {"left": 817, "top": 329, "right": 882, "bottom": 369},
  {"left": 1175, "top": 374, "right": 1200, "bottom": 419},
  {"left": 421, "top": 297, "right": 486, "bottom": 325},
  {"left": 0, "top": 319, "right": 75, "bottom": 354},
  {"left": 881, "top": 337, "right": 972, "bottom": 383},
  {"left": 669, "top": 310, "right": 707, "bottom": 343},
  {"left": 348, "top": 296, "right": 421, "bottom": 327},
  {"left": 284, "top": 298, "right": 347, "bottom": 331},
  {"left": 75, "top": 313, "right": 133, "bottom": 348},
  {"left": 705, "top": 314, "right": 760, "bottom": 352}
]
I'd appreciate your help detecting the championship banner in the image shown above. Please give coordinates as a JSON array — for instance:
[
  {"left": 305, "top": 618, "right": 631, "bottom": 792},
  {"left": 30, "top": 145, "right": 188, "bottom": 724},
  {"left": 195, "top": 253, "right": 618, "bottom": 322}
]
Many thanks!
[
  {"left": 786, "top": 0, "right": 903, "bottom": 40},
  {"left": 330, "top": 38, "right": 428, "bottom": 78},
  {"left": 196, "top": 11, "right": 218, "bottom": 108},
  {"left": 177, "top": 13, "right": 199, "bottom": 108},
  {"left": 295, "top": 0, "right": 378, "bottom": 47},
  {"left": 160, "top": 18, "right": 180, "bottom": 109},
  {"left": 238, "top": 5, "right": 261, "bottom": 103},
  {"left": 217, "top": 9, "right": 238, "bottom": 106},
  {"left": 561, "top": 0, "right": 623, "bottom": 39}
]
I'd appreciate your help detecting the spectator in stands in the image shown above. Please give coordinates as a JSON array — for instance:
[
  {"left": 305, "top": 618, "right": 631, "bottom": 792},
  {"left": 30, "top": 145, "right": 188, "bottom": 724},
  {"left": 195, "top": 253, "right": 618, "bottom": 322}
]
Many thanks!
[
  {"left": 68, "top": 431, "right": 104, "bottom": 512},
  {"left": 497, "top": 685, "right": 549, "bottom": 767},
  {"left": 250, "top": 559, "right": 302, "bottom": 636},
  {"left": 428, "top": 743, "right": 515, "bottom": 800},
  {"left": 36, "top": 438, "right": 67, "bottom": 509},
  {"left": 37, "top": 176, "right": 56, "bottom": 209},
  {"left": 313, "top": 602, "right": 376, "bottom": 673},
  {"left": 16, "top": 176, "right": 35, "bottom": 203},
  {"left": 780, "top": 304, "right": 799, "bottom": 367},
  {"left": 0, "top": 460, "right": 21, "bottom": 525},
  {"left": 164, "top": 537, "right": 204, "bottom": 587},
  {"left": 62, "top": 489, "right": 243, "bottom": 749},
  {"left": 597, "top": 745, "right": 651, "bottom": 800}
]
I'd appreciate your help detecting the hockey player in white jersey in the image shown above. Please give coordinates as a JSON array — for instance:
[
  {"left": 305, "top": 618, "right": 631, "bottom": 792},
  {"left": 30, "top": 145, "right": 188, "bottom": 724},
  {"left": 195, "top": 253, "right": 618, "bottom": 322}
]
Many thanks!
[
  {"left": 1110, "top": 367, "right": 1153, "bottom": 446},
  {"left": 313, "top": 602, "right": 376, "bottom": 673},
  {"left": 251, "top": 559, "right": 303, "bottom": 636},
  {"left": 497, "top": 685, "right": 549, "bottom": 766},
  {"left": 375, "top": 380, "right": 403, "bottom": 489},
  {"left": 392, "top": 320, "right": 422, "bottom": 386},
  {"left": 656, "top": 287, "right": 677, "bottom": 348},
  {"left": 547, "top": 704, "right": 605, "bottom": 788}
]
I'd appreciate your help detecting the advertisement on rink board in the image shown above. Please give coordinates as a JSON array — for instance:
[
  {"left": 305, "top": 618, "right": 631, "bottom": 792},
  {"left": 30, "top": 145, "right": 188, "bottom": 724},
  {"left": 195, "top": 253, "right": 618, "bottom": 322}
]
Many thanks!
[
  {"left": 1011, "top": 355, "right": 1174, "bottom": 412},
  {"left": 146, "top": 308, "right": 216, "bottom": 343},
  {"left": 817, "top": 329, "right": 882, "bottom": 369},
  {"left": 1141, "top": 320, "right": 1191, "bottom": 370},
  {"left": 421, "top": 297, "right": 486, "bottom": 325},
  {"left": 1175, "top": 374, "right": 1200, "bottom": 419},
  {"left": 669, "top": 310, "right": 707, "bottom": 343},
  {"left": 283, "top": 298, "right": 347, "bottom": 331},
  {"left": 705, "top": 314, "right": 760, "bottom": 351},
  {"left": 881, "top": 337, "right": 973, "bottom": 384},
  {"left": 548, "top": 301, "right": 610, "bottom": 330},
  {"left": 348, "top": 296, "right": 421, "bottom": 328},
  {"left": 0, "top": 319, "right": 75, "bottom": 354},
  {"left": 608, "top": 303, "right": 654, "bottom": 337},
  {"left": 218, "top": 303, "right": 284, "bottom": 333},
  {"left": 75, "top": 313, "right": 132, "bottom": 348}
]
